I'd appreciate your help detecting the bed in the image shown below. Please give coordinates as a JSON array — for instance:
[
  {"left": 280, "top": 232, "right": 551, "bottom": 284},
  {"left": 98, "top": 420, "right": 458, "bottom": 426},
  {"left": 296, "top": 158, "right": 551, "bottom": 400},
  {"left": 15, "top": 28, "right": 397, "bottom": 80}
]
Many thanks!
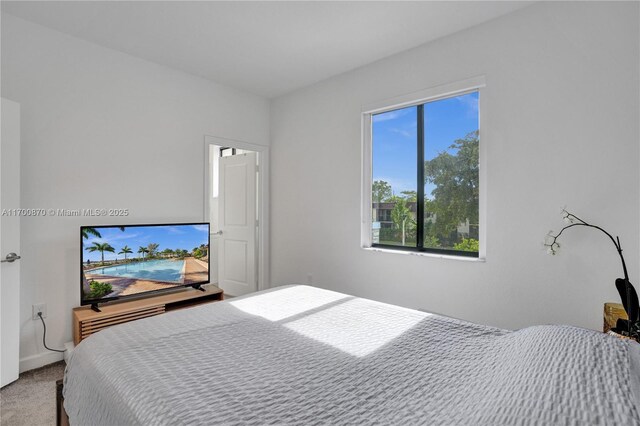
[{"left": 63, "top": 285, "right": 640, "bottom": 425}]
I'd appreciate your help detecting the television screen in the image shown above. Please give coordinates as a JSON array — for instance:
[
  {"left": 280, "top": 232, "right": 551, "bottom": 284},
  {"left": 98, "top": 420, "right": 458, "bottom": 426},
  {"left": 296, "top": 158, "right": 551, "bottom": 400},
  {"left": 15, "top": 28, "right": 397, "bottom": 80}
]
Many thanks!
[{"left": 81, "top": 223, "right": 210, "bottom": 306}]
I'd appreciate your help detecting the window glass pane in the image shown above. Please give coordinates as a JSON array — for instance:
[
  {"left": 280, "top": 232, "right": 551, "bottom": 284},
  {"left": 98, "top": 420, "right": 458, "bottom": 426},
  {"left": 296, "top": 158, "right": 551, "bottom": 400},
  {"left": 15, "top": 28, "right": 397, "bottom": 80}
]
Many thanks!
[
  {"left": 372, "top": 105, "right": 417, "bottom": 247},
  {"left": 423, "top": 91, "right": 479, "bottom": 252}
]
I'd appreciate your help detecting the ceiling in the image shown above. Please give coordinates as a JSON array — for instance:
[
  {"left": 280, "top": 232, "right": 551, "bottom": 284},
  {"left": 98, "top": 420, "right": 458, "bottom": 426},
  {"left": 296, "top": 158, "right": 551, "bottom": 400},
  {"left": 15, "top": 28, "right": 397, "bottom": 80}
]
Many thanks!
[{"left": 2, "top": 1, "right": 532, "bottom": 98}]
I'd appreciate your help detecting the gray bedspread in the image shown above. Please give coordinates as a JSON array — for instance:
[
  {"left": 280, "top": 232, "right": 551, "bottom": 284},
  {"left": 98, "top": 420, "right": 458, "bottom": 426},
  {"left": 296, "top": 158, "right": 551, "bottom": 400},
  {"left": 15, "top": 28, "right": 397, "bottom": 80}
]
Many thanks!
[{"left": 64, "top": 285, "right": 640, "bottom": 425}]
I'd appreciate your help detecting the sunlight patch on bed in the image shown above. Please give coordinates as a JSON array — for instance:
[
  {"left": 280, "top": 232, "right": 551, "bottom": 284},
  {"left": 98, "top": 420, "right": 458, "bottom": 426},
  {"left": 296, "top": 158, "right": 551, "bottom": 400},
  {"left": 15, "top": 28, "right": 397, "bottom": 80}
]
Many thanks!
[
  {"left": 229, "top": 286, "right": 350, "bottom": 321},
  {"left": 284, "top": 298, "right": 430, "bottom": 357}
]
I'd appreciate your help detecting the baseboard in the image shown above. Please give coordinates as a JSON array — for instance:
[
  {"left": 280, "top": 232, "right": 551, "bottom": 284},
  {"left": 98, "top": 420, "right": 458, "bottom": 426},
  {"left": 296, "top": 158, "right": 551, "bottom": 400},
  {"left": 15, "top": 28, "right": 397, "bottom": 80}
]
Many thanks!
[{"left": 19, "top": 351, "right": 64, "bottom": 373}]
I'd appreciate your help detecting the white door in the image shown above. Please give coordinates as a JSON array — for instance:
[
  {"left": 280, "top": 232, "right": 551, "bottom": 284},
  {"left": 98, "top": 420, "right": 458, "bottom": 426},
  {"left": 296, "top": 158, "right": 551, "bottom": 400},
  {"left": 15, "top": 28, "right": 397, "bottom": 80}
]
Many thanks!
[
  {"left": 218, "top": 152, "right": 257, "bottom": 296},
  {"left": 1, "top": 98, "right": 21, "bottom": 387}
]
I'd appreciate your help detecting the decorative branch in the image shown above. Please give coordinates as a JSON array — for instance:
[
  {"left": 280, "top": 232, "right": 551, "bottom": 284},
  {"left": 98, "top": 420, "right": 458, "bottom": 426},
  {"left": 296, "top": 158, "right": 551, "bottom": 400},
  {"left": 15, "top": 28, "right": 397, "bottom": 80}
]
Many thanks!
[
  {"left": 545, "top": 208, "right": 637, "bottom": 339},
  {"left": 544, "top": 209, "right": 630, "bottom": 283}
]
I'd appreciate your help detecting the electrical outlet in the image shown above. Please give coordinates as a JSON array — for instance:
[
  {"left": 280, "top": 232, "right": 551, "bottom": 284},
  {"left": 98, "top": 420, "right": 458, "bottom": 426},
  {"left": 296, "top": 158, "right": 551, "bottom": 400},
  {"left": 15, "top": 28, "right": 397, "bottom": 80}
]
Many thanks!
[
  {"left": 32, "top": 303, "right": 47, "bottom": 320},
  {"left": 307, "top": 273, "right": 313, "bottom": 284}
]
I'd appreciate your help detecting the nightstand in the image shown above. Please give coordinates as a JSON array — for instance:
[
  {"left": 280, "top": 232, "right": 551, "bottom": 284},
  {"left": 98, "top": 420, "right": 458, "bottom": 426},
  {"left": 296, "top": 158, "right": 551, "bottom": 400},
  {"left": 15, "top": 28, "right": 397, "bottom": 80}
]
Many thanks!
[
  {"left": 603, "top": 302, "right": 627, "bottom": 333},
  {"left": 604, "top": 302, "right": 639, "bottom": 343}
]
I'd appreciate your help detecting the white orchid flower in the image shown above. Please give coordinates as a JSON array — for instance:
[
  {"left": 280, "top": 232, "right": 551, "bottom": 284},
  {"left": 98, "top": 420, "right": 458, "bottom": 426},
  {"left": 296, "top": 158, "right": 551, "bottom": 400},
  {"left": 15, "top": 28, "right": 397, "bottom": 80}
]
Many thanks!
[
  {"left": 561, "top": 208, "right": 575, "bottom": 224},
  {"left": 544, "top": 231, "right": 556, "bottom": 246}
]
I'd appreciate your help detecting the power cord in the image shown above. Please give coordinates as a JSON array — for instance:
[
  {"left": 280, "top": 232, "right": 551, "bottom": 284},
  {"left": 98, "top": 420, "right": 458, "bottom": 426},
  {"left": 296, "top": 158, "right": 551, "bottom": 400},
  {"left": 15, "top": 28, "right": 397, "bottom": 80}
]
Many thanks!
[{"left": 37, "top": 312, "right": 65, "bottom": 353}]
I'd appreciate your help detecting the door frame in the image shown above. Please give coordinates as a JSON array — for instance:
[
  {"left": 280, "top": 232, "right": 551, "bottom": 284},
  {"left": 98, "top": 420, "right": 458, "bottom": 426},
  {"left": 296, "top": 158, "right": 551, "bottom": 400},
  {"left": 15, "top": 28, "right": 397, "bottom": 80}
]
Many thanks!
[
  {"left": 1, "top": 97, "right": 21, "bottom": 385},
  {"left": 203, "top": 135, "right": 270, "bottom": 292}
]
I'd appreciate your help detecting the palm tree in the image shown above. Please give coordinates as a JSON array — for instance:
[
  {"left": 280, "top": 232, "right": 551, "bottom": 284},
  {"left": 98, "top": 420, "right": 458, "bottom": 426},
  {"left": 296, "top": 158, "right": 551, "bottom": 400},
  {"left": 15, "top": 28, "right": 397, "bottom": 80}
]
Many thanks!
[
  {"left": 81, "top": 227, "right": 102, "bottom": 240},
  {"left": 80, "top": 226, "right": 124, "bottom": 295},
  {"left": 138, "top": 246, "right": 149, "bottom": 260},
  {"left": 147, "top": 243, "right": 159, "bottom": 258},
  {"left": 119, "top": 245, "right": 133, "bottom": 261},
  {"left": 391, "top": 197, "right": 415, "bottom": 246},
  {"left": 86, "top": 242, "right": 115, "bottom": 265},
  {"left": 81, "top": 228, "right": 102, "bottom": 294}
]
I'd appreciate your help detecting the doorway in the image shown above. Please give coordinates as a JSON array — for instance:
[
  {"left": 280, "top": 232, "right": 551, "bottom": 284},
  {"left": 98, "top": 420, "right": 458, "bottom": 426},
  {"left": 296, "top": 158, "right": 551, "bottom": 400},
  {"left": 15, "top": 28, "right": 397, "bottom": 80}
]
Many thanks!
[{"left": 204, "top": 136, "right": 269, "bottom": 296}]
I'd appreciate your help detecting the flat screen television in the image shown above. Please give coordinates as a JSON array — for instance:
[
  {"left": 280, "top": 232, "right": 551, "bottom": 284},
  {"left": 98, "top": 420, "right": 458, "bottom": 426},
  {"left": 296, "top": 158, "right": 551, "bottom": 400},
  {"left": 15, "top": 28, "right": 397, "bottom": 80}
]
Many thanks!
[{"left": 81, "top": 222, "right": 210, "bottom": 310}]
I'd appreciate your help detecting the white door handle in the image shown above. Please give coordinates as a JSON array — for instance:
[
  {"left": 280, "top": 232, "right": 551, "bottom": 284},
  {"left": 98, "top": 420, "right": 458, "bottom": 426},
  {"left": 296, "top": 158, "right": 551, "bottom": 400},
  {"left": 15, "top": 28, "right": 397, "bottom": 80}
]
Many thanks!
[{"left": 213, "top": 230, "right": 223, "bottom": 235}]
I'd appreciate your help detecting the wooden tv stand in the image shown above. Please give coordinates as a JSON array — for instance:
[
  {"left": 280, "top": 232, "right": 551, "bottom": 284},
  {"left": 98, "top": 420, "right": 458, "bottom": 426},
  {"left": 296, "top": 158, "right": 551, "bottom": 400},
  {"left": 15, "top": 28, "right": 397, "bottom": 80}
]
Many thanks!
[{"left": 72, "top": 284, "right": 223, "bottom": 344}]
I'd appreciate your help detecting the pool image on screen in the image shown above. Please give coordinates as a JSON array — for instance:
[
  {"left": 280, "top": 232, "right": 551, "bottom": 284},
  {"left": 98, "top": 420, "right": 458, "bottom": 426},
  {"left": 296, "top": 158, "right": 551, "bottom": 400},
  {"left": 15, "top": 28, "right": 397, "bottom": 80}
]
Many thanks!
[{"left": 81, "top": 223, "right": 210, "bottom": 303}]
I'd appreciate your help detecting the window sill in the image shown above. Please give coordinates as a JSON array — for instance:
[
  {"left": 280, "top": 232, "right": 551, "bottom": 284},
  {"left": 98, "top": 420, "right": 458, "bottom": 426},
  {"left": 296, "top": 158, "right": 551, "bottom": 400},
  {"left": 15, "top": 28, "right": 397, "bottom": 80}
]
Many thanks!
[{"left": 362, "top": 246, "right": 486, "bottom": 262}]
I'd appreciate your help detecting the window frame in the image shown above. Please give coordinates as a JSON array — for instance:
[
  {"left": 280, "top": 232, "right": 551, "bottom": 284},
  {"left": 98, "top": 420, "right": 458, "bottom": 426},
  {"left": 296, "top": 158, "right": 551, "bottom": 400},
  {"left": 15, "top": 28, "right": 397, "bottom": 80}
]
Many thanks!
[{"left": 361, "top": 76, "right": 487, "bottom": 259}]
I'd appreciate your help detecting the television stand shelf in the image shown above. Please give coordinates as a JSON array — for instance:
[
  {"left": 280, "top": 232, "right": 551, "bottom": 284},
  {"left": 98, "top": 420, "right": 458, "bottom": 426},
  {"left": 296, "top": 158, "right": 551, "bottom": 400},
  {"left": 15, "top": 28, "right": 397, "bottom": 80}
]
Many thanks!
[{"left": 72, "top": 284, "right": 223, "bottom": 344}]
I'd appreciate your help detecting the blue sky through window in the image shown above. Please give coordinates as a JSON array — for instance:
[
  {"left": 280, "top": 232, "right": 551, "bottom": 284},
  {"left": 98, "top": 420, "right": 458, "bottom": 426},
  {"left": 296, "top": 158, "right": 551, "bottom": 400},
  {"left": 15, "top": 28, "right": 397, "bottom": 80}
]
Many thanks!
[
  {"left": 372, "top": 91, "right": 478, "bottom": 199},
  {"left": 83, "top": 224, "right": 209, "bottom": 262}
]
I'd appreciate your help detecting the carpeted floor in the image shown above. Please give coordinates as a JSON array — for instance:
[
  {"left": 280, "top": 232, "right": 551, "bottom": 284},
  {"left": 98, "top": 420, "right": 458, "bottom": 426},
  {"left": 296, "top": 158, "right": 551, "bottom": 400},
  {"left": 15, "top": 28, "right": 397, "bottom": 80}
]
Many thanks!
[{"left": 0, "top": 361, "right": 65, "bottom": 426}]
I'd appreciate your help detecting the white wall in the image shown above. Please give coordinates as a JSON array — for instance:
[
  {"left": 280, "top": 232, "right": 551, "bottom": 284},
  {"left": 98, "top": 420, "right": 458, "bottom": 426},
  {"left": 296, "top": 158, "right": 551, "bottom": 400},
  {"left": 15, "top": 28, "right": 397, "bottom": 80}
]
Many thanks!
[
  {"left": 270, "top": 2, "right": 639, "bottom": 332},
  {"left": 1, "top": 14, "right": 270, "bottom": 370}
]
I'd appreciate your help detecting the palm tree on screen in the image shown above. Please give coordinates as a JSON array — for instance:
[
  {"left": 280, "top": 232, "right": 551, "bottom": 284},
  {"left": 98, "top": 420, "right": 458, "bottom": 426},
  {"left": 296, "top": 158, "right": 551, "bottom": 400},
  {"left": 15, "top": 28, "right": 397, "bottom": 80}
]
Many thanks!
[
  {"left": 81, "top": 228, "right": 105, "bottom": 295},
  {"left": 119, "top": 245, "right": 133, "bottom": 261},
  {"left": 86, "top": 242, "right": 115, "bottom": 265},
  {"left": 138, "top": 246, "right": 149, "bottom": 260},
  {"left": 80, "top": 226, "right": 125, "bottom": 295},
  {"left": 81, "top": 227, "right": 102, "bottom": 240},
  {"left": 147, "top": 243, "right": 159, "bottom": 258}
]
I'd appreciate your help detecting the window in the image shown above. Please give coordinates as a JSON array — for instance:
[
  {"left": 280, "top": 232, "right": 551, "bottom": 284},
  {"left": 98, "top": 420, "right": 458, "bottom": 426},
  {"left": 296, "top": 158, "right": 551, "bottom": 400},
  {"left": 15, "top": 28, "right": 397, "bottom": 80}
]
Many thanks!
[
  {"left": 366, "top": 87, "right": 481, "bottom": 257},
  {"left": 377, "top": 208, "right": 392, "bottom": 223}
]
